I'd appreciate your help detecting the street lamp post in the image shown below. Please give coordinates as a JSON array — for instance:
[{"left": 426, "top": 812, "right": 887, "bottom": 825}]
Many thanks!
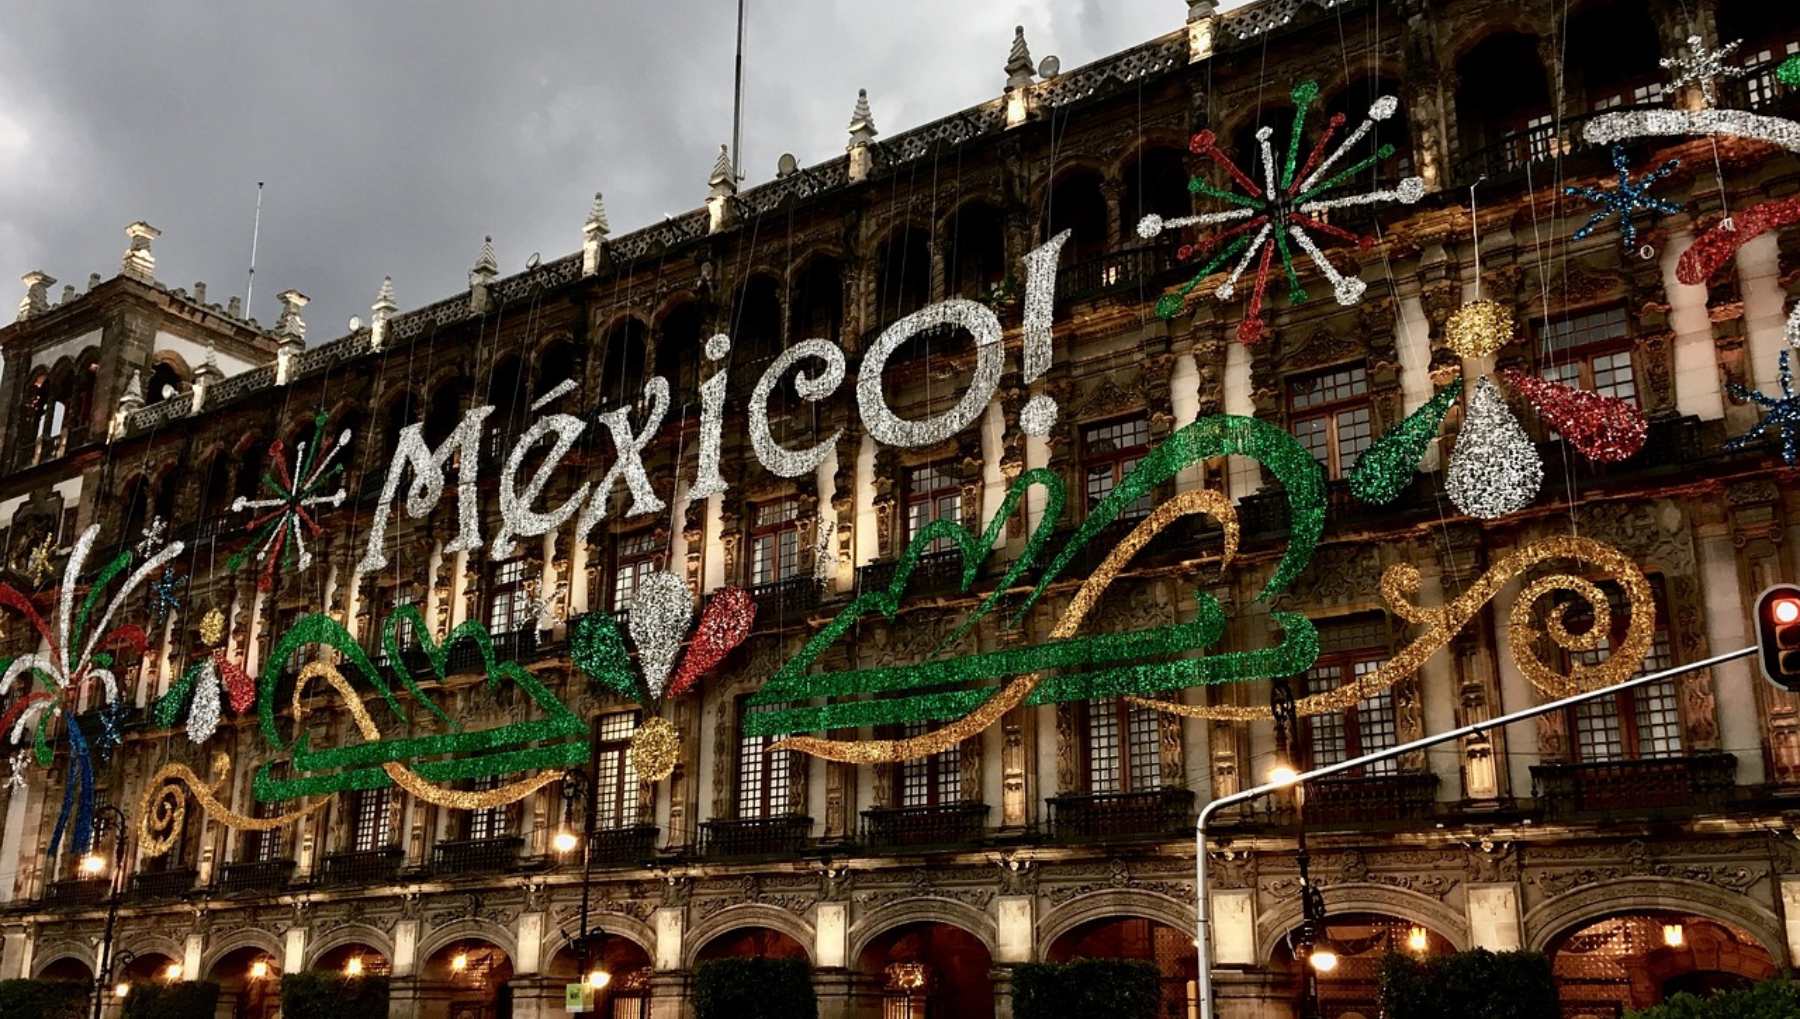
[
  {"left": 556, "top": 719, "right": 610, "bottom": 1007},
  {"left": 86, "top": 803, "right": 130, "bottom": 1019}
]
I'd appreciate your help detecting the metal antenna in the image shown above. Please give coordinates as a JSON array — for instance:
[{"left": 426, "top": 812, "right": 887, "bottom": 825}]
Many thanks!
[
  {"left": 731, "top": 0, "right": 746, "bottom": 182},
  {"left": 245, "top": 181, "right": 265, "bottom": 317}
]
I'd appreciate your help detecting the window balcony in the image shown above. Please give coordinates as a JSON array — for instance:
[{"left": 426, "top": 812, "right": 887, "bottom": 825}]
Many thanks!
[
  {"left": 214, "top": 858, "right": 294, "bottom": 895},
  {"left": 586, "top": 824, "right": 661, "bottom": 866},
  {"left": 1058, "top": 242, "right": 1184, "bottom": 309},
  {"left": 747, "top": 577, "right": 820, "bottom": 622},
  {"left": 1298, "top": 771, "right": 1439, "bottom": 826},
  {"left": 861, "top": 802, "right": 989, "bottom": 850},
  {"left": 856, "top": 549, "right": 966, "bottom": 600},
  {"left": 1449, "top": 107, "right": 1653, "bottom": 189},
  {"left": 445, "top": 628, "right": 537, "bottom": 673},
  {"left": 1045, "top": 788, "right": 1195, "bottom": 841},
  {"left": 43, "top": 878, "right": 109, "bottom": 908},
  {"left": 320, "top": 846, "right": 404, "bottom": 886},
  {"left": 699, "top": 815, "right": 813, "bottom": 858},
  {"left": 129, "top": 869, "right": 198, "bottom": 902},
  {"left": 1531, "top": 752, "right": 1736, "bottom": 819},
  {"left": 430, "top": 836, "right": 522, "bottom": 876}
]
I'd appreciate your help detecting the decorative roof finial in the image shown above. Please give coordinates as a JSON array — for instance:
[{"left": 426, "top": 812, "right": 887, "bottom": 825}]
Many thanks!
[
  {"left": 709, "top": 145, "right": 737, "bottom": 196},
  {"left": 1006, "top": 26, "right": 1036, "bottom": 90},
  {"left": 585, "top": 193, "right": 610, "bottom": 237},
  {"left": 121, "top": 221, "right": 161, "bottom": 283},
  {"left": 472, "top": 236, "right": 499, "bottom": 280},
  {"left": 583, "top": 194, "right": 611, "bottom": 277},
  {"left": 848, "top": 89, "right": 878, "bottom": 143},
  {"left": 274, "top": 289, "right": 309, "bottom": 348},
  {"left": 17, "top": 271, "right": 55, "bottom": 322}
]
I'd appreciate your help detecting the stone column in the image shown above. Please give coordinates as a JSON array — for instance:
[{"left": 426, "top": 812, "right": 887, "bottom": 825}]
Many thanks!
[
  {"left": 1738, "top": 232, "right": 1789, "bottom": 395},
  {"left": 386, "top": 976, "right": 425, "bottom": 1019},
  {"left": 1661, "top": 228, "right": 1725, "bottom": 420},
  {"left": 1222, "top": 342, "right": 1260, "bottom": 499},
  {"left": 1466, "top": 883, "right": 1523, "bottom": 951},
  {"left": 1697, "top": 522, "right": 1766, "bottom": 785},
  {"left": 1782, "top": 877, "right": 1800, "bottom": 967},
  {"left": 0, "top": 925, "right": 30, "bottom": 979},
  {"left": 992, "top": 966, "right": 1017, "bottom": 1019},
  {"left": 649, "top": 971, "right": 690, "bottom": 1019},
  {"left": 507, "top": 975, "right": 564, "bottom": 1019},
  {"left": 1210, "top": 887, "right": 1257, "bottom": 965},
  {"left": 283, "top": 926, "right": 306, "bottom": 973}
]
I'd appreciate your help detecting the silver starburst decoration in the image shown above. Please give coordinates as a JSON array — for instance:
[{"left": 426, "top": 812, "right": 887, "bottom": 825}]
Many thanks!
[
  {"left": 135, "top": 515, "right": 168, "bottom": 558},
  {"left": 1661, "top": 33, "right": 1748, "bottom": 109}
]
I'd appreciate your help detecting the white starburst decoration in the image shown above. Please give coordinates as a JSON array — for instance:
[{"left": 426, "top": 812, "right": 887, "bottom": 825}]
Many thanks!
[
  {"left": 227, "top": 413, "right": 350, "bottom": 589},
  {"left": 1660, "top": 34, "right": 1748, "bottom": 109}
]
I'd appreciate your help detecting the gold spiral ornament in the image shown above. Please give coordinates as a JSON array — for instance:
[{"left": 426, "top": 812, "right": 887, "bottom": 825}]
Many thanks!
[
  {"left": 1130, "top": 535, "right": 1655, "bottom": 721},
  {"left": 138, "top": 752, "right": 325, "bottom": 859}
]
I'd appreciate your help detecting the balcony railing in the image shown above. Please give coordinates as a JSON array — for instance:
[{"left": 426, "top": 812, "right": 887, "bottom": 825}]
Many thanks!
[
  {"left": 1301, "top": 771, "right": 1439, "bottom": 826},
  {"left": 1531, "top": 752, "right": 1736, "bottom": 819},
  {"left": 699, "top": 815, "right": 813, "bottom": 858},
  {"left": 1059, "top": 242, "right": 1184, "bottom": 308},
  {"left": 1045, "top": 787, "right": 1196, "bottom": 841},
  {"left": 214, "top": 858, "right": 294, "bottom": 895},
  {"left": 129, "top": 869, "right": 198, "bottom": 902},
  {"left": 430, "top": 836, "right": 522, "bottom": 875},
  {"left": 1450, "top": 107, "right": 1663, "bottom": 188},
  {"left": 43, "top": 878, "right": 108, "bottom": 908},
  {"left": 861, "top": 802, "right": 989, "bottom": 849},
  {"left": 320, "top": 846, "right": 404, "bottom": 886},
  {"left": 748, "top": 577, "right": 820, "bottom": 623},
  {"left": 587, "top": 824, "right": 661, "bottom": 866},
  {"left": 446, "top": 629, "right": 537, "bottom": 673},
  {"left": 1722, "top": 56, "right": 1800, "bottom": 118},
  {"left": 856, "top": 549, "right": 966, "bottom": 600}
]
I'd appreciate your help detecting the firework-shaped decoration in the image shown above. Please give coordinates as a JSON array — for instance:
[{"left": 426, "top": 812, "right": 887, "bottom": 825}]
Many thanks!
[
  {"left": 154, "top": 608, "right": 256, "bottom": 744},
  {"left": 1140, "top": 80, "right": 1425, "bottom": 343},
  {"left": 0, "top": 525, "right": 184, "bottom": 853},
  {"left": 1348, "top": 300, "right": 1646, "bottom": 517},
  {"left": 572, "top": 577, "right": 755, "bottom": 781},
  {"left": 227, "top": 412, "right": 349, "bottom": 591},
  {"left": 135, "top": 515, "right": 168, "bottom": 559},
  {"left": 1565, "top": 145, "right": 1682, "bottom": 252}
]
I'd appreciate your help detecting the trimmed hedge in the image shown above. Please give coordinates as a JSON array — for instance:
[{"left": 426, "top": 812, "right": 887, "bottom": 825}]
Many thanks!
[
  {"left": 1625, "top": 979, "right": 1800, "bottom": 1018},
  {"left": 1379, "top": 949, "right": 1558, "bottom": 1019},
  {"left": 0, "top": 979, "right": 87, "bottom": 1019},
  {"left": 279, "top": 972, "right": 390, "bottom": 1019},
  {"left": 122, "top": 980, "right": 221, "bottom": 1019},
  {"left": 1013, "top": 960, "right": 1162, "bottom": 1019},
  {"left": 692, "top": 958, "right": 817, "bottom": 1019}
]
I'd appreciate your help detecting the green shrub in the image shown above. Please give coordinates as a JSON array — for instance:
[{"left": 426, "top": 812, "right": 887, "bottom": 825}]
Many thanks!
[
  {"left": 1012, "top": 960, "right": 1162, "bottom": 1019},
  {"left": 1379, "top": 949, "right": 1557, "bottom": 1019},
  {"left": 279, "top": 972, "right": 390, "bottom": 1019},
  {"left": 1625, "top": 978, "right": 1800, "bottom": 1018},
  {"left": 122, "top": 980, "right": 221, "bottom": 1019},
  {"left": 692, "top": 958, "right": 816, "bottom": 1019},
  {"left": 0, "top": 979, "right": 87, "bottom": 1019}
]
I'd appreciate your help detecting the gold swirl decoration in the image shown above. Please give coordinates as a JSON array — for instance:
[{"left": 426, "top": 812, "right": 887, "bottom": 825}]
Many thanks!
[
  {"left": 1129, "top": 535, "right": 1654, "bottom": 721},
  {"left": 774, "top": 489, "right": 1238, "bottom": 763},
  {"left": 290, "top": 661, "right": 565, "bottom": 809},
  {"left": 138, "top": 751, "right": 325, "bottom": 859}
]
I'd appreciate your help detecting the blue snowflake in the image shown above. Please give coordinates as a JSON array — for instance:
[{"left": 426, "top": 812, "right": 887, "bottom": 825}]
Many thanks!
[
  {"left": 1566, "top": 145, "right": 1682, "bottom": 251},
  {"left": 1726, "top": 349, "right": 1800, "bottom": 466}
]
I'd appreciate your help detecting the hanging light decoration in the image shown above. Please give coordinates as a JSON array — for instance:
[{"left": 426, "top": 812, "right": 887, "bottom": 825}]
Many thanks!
[
  {"left": 1446, "top": 378, "right": 1543, "bottom": 519},
  {"left": 1445, "top": 299, "right": 1515, "bottom": 359}
]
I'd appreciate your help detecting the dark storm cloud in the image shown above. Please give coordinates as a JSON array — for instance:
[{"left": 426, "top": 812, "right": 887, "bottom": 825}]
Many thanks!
[{"left": 0, "top": 2, "right": 1232, "bottom": 338}]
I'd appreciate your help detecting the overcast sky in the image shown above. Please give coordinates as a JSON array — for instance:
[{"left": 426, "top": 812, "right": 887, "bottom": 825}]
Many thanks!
[{"left": 0, "top": 1, "right": 1249, "bottom": 339}]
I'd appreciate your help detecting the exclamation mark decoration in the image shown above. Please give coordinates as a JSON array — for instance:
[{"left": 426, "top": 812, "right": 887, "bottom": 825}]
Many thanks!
[{"left": 1020, "top": 229, "right": 1072, "bottom": 436}]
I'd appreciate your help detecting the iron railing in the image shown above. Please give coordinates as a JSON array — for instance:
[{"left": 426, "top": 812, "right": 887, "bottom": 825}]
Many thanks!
[
  {"left": 748, "top": 577, "right": 821, "bottom": 623},
  {"left": 587, "top": 824, "right": 661, "bottom": 866},
  {"left": 1531, "top": 752, "right": 1737, "bottom": 818},
  {"left": 214, "top": 858, "right": 294, "bottom": 895},
  {"left": 43, "top": 878, "right": 109, "bottom": 908},
  {"left": 319, "top": 847, "right": 404, "bottom": 886},
  {"left": 128, "top": 869, "right": 198, "bottom": 902},
  {"left": 856, "top": 549, "right": 966, "bottom": 600},
  {"left": 861, "top": 802, "right": 989, "bottom": 849},
  {"left": 699, "top": 815, "right": 813, "bottom": 858},
  {"left": 1299, "top": 771, "right": 1439, "bottom": 826},
  {"left": 1046, "top": 787, "right": 1196, "bottom": 841},
  {"left": 430, "top": 836, "right": 522, "bottom": 875}
]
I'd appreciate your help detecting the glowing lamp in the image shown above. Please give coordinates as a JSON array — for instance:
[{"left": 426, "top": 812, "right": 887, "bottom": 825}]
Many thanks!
[
  {"left": 163, "top": 963, "right": 183, "bottom": 982},
  {"left": 1407, "top": 925, "right": 1429, "bottom": 953},
  {"left": 249, "top": 960, "right": 270, "bottom": 980},
  {"left": 113, "top": 982, "right": 130, "bottom": 999},
  {"left": 1663, "top": 924, "right": 1685, "bottom": 948},
  {"left": 1267, "top": 764, "right": 1299, "bottom": 788},
  {"left": 552, "top": 829, "right": 579, "bottom": 855},
  {"left": 586, "top": 969, "right": 611, "bottom": 990},
  {"left": 345, "top": 957, "right": 365, "bottom": 978},
  {"left": 79, "top": 853, "right": 106, "bottom": 876},
  {"left": 1308, "top": 946, "right": 1339, "bottom": 973}
]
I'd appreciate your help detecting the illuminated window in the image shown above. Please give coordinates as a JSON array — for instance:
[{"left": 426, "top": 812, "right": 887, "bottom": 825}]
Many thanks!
[
  {"left": 737, "top": 700, "right": 795, "bottom": 818},
  {"left": 1539, "top": 307, "right": 1637, "bottom": 405},
  {"left": 750, "top": 500, "right": 801, "bottom": 586},
  {"left": 898, "top": 718, "right": 962, "bottom": 807},
  {"left": 351, "top": 788, "right": 392, "bottom": 852},
  {"left": 487, "top": 557, "right": 532, "bottom": 635},
  {"left": 1301, "top": 617, "right": 1396, "bottom": 775},
  {"left": 592, "top": 711, "right": 641, "bottom": 830},
  {"left": 1288, "top": 365, "right": 1374, "bottom": 480},
  {"left": 905, "top": 463, "right": 963, "bottom": 554},
  {"left": 1082, "top": 416, "right": 1153, "bottom": 520},
  {"left": 1564, "top": 582, "right": 1680, "bottom": 762},
  {"left": 612, "top": 531, "right": 663, "bottom": 612},
  {"left": 1083, "top": 699, "right": 1161, "bottom": 794}
]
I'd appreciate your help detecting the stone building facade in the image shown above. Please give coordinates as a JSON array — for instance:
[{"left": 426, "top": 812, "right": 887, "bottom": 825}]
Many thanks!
[{"left": 1, "top": 1, "right": 1799, "bottom": 1017}]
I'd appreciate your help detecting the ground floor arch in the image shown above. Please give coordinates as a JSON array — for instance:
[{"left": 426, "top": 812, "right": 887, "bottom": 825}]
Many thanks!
[
  {"left": 1268, "top": 912, "right": 1456, "bottom": 1018},
  {"left": 312, "top": 940, "right": 392, "bottom": 979},
  {"left": 1549, "top": 911, "right": 1779, "bottom": 1015},
  {"left": 545, "top": 932, "right": 654, "bottom": 1019},
  {"left": 855, "top": 920, "right": 995, "bottom": 1019},
  {"left": 417, "top": 937, "right": 514, "bottom": 1019},
  {"left": 690, "top": 922, "right": 812, "bottom": 967},
  {"left": 34, "top": 953, "right": 94, "bottom": 982},
  {"left": 1045, "top": 915, "right": 1198, "bottom": 1018},
  {"left": 207, "top": 944, "right": 282, "bottom": 1019}
]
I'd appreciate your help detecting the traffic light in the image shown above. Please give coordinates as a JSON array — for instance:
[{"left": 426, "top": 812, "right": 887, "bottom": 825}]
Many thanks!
[{"left": 1754, "top": 584, "right": 1800, "bottom": 692}]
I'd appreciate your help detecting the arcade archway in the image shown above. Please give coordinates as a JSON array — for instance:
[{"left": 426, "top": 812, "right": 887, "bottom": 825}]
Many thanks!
[
  {"left": 1550, "top": 911, "right": 1778, "bottom": 1015},
  {"left": 1269, "top": 912, "right": 1453, "bottom": 1018},
  {"left": 855, "top": 921, "right": 994, "bottom": 1019},
  {"left": 1046, "top": 915, "right": 1198, "bottom": 1019},
  {"left": 207, "top": 945, "right": 282, "bottom": 1019},
  {"left": 546, "top": 933, "right": 653, "bottom": 1019},
  {"left": 420, "top": 939, "right": 514, "bottom": 1019}
]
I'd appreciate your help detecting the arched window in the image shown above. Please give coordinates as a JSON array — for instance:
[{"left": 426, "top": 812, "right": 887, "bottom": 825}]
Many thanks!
[
  {"left": 1123, "top": 147, "right": 1191, "bottom": 235},
  {"left": 655, "top": 300, "right": 706, "bottom": 398},
  {"left": 1047, "top": 168, "right": 1110, "bottom": 264},
  {"left": 146, "top": 361, "right": 185, "bottom": 404},
  {"left": 790, "top": 256, "right": 844, "bottom": 342},
  {"left": 533, "top": 337, "right": 581, "bottom": 401},
  {"left": 1566, "top": 0, "right": 1667, "bottom": 111},
  {"left": 873, "top": 227, "right": 933, "bottom": 330},
  {"left": 598, "top": 319, "right": 648, "bottom": 410},
  {"left": 943, "top": 202, "right": 1008, "bottom": 299},
  {"left": 1454, "top": 33, "right": 1554, "bottom": 179},
  {"left": 485, "top": 354, "right": 525, "bottom": 458},
  {"left": 731, "top": 274, "right": 784, "bottom": 390},
  {"left": 423, "top": 377, "right": 472, "bottom": 448}
]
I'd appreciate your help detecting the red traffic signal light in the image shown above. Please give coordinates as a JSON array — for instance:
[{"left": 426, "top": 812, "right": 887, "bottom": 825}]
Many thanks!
[{"left": 1755, "top": 584, "right": 1800, "bottom": 692}]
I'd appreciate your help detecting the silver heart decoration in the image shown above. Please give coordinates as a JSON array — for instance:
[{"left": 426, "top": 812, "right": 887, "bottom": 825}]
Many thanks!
[{"left": 630, "top": 571, "right": 694, "bottom": 700}]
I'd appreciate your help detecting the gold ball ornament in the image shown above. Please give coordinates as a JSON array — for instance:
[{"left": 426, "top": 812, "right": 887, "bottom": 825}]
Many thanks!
[
  {"left": 1445, "top": 299, "right": 1515, "bottom": 359},
  {"left": 629, "top": 716, "right": 681, "bottom": 783},
  {"left": 199, "top": 608, "right": 226, "bottom": 647}
]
